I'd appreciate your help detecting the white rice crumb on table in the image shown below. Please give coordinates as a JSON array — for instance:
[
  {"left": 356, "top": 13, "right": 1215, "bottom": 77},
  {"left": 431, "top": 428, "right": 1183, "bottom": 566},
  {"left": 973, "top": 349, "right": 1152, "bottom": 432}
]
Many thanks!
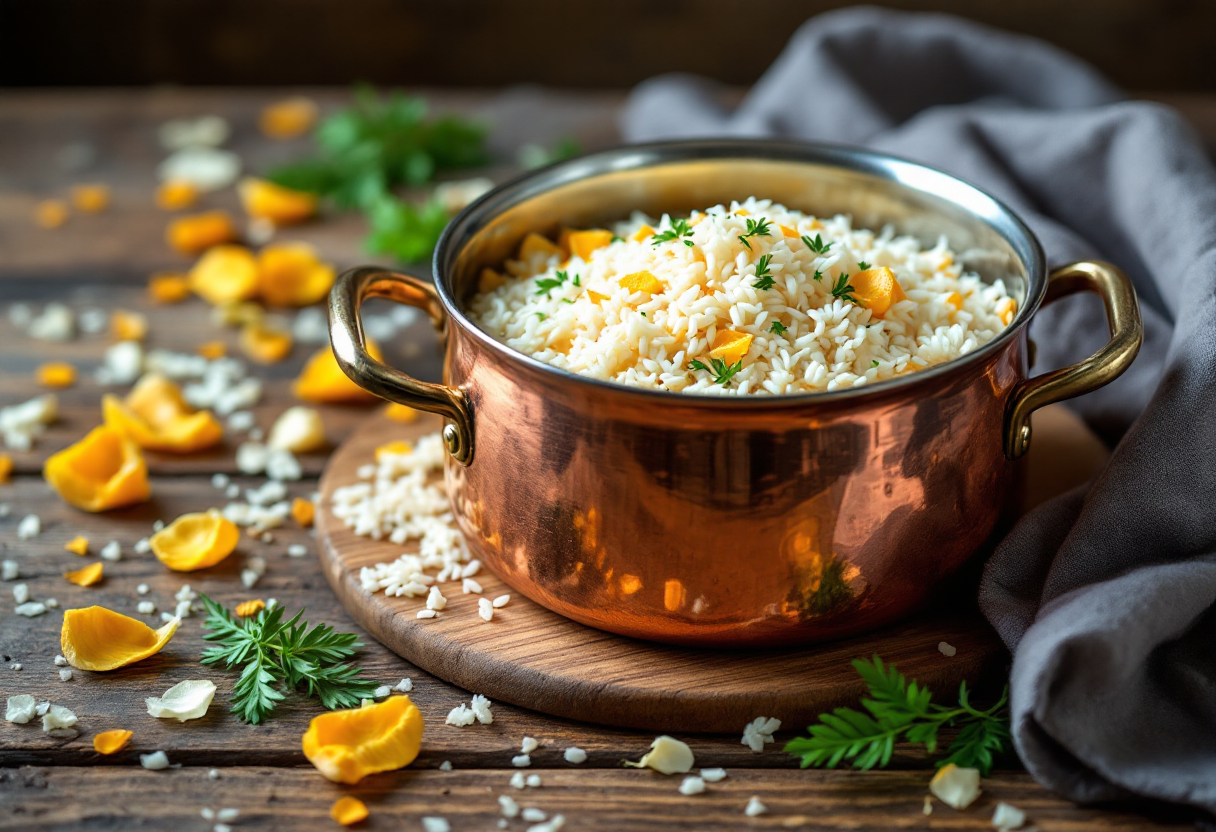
[
  {"left": 527, "top": 815, "right": 565, "bottom": 832},
  {"left": 211, "top": 473, "right": 230, "bottom": 489},
  {"left": 215, "top": 823, "right": 233, "bottom": 832},
  {"left": 15, "top": 602, "right": 46, "bottom": 618},
  {"left": 137, "top": 583, "right": 150, "bottom": 595},
  {"left": 478, "top": 598, "right": 494, "bottom": 622},
  {"left": 9, "top": 664, "right": 21, "bottom": 672},
  {"left": 134, "top": 538, "right": 151, "bottom": 554},
  {"left": 744, "top": 796, "right": 768, "bottom": 816},
  {"left": 1, "top": 560, "right": 17, "bottom": 581},
  {"left": 991, "top": 801, "right": 1027, "bottom": 831},
  {"left": 152, "top": 519, "right": 165, "bottom": 532},
  {"left": 563, "top": 747, "right": 587, "bottom": 764},
  {"left": 492, "top": 594, "right": 510, "bottom": 608},
  {"left": 924, "top": 795, "right": 933, "bottom": 815},
  {"left": 470, "top": 694, "right": 493, "bottom": 724},
  {"left": 445, "top": 704, "right": 476, "bottom": 727},
  {"left": 6, "top": 695, "right": 36, "bottom": 724},
  {"left": 525, "top": 774, "right": 541, "bottom": 788},
  {"left": 393, "top": 678, "right": 413, "bottom": 692},
  {"left": 373, "top": 685, "right": 392, "bottom": 699},
  {"left": 510, "top": 771, "right": 526, "bottom": 789},
  {"left": 461, "top": 560, "right": 481, "bottom": 578},
  {"left": 42, "top": 705, "right": 77, "bottom": 732},
  {"left": 216, "top": 808, "right": 239, "bottom": 822},
  {"left": 426, "top": 586, "right": 447, "bottom": 611},
  {"left": 17, "top": 515, "right": 41, "bottom": 540},
  {"left": 498, "top": 795, "right": 520, "bottom": 818},
  {"left": 13, "top": 583, "right": 29, "bottom": 604},
  {"left": 700, "top": 767, "right": 727, "bottom": 782},
  {"left": 467, "top": 198, "right": 1015, "bottom": 396},
  {"left": 209, "top": 769, "right": 220, "bottom": 779},
  {"left": 511, "top": 754, "right": 531, "bottom": 768},
  {"left": 53, "top": 655, "right": 67, "bottom": 667},
  {"left": 287, "top": 544, "right": 308, "bottom": 557},
  {"left": 462, "top": 577, "right": 483, "bottom": 594},
  {"left": 421, "top": 818, "right": 450, "bottom": 832},
  {"left": 58, "top": 669, "right": 72, "bottom": 682},
  {"left": 741, "top": 716, "right": 782, "bottom": 751},
  {"left": 939, "top": 641, "right": 958, "bottom": 657},
  {"left": 678, "top": 776, "right": 706, "bottom": 796},
  {"left": 521, "top": 808, "right": 546, "bottom": 822},
  {"left": 521, "top": 736, "right": 539, "bottom": 754},
  {"left": 44, "top": 598, "right": 57, "bottom": 609},
  {"left": 137, "top": 601, "right": 156, "bottom": 615},
  {"left": 36, "top": 702, "right": 50, "bottom": 716},
  {"left": 439, "top": 760, "right": 452, "bottom": 772},
  {"left": 99, "top": 541, "right": 122, "bottom": 562},
  {"left": 416, "top": 609, "right": 437, "bottom": 619}
]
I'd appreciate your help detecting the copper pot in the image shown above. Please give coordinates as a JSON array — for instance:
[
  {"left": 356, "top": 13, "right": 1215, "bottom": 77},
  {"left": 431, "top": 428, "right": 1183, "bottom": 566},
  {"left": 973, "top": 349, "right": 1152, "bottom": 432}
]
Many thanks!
[{"left": 329, "top": 141, "right": 1141, "bottom": 647}]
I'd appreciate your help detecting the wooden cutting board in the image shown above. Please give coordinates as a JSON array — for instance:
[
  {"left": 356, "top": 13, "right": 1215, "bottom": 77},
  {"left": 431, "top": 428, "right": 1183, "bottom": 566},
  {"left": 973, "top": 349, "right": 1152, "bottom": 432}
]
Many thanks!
[{"left": 316, "top": 406, "right": 1104, "bottom": 733}]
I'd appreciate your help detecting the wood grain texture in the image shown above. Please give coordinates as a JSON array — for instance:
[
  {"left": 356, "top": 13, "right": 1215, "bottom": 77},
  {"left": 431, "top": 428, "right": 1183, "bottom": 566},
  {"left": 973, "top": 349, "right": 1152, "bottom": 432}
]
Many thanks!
[
  {"left": 317, "top": 413, "right": 1011, "bottom": 733},
  {"left": 0, "top": 767, "right": 1192, "bottom": 831}
]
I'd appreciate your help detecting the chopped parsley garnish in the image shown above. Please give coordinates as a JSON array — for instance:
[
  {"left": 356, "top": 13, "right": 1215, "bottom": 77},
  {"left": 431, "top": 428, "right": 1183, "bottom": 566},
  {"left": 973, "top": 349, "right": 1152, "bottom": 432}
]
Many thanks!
[
  {"left": 871, "top": 360, "right": 879, "bottom": 368},
  {"left": 561, "top": 299, "right": 574, "bottom": 304},
  {"left": 535, "top": 312, "right": 546, "bottom": 320},
  {"left": 738, "top": 217, "right": 772, "bottom": 250},
  {"left": 752, "top": 254, "right": 776, "bottom": 290},
  {"left": 572, "top": 273, "right": 581, "bottom": 286},
  {"left": 802, "top": 233, "right": 833, "bottom": 254},
  {"left": 535, "top": 269, "right": 570, "bottom": 297},
  {"left": 651, "top": 218, "right": 695, "bottom": 247},
  {"left": 769, "top": 320, "right": 788, "bottom": 335},
  {"left": 640, "top": 311, "right": 647, "bottom": 317},
  {"left": 858, "top": 261, "right": 871, "bottom": 271},
  {"left": 689, "top": 357, "right": 744, "bottom": 386},
  {"left": 830, "top": 272, "right": 857, "bottom": 304},
  {"left": 813, "top": 269, "right": 824, "bottom": 282}
]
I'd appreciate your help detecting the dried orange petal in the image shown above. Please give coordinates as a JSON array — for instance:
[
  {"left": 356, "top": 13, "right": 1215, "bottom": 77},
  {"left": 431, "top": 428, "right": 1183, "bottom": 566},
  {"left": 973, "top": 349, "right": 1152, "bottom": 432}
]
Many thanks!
[
  {"left": 36, "top": 362, "right": 77, "bottom": 388},
  {"left": 518, "top": 232, "right": 563, "bottom": 265},
  {"left": 150, "top": 509, "right": 239, "bottom": 572},
  {"left": 587, "top": 290, "right": 609, "bottom": 303},
  {"left": 61, "top": 606, "right": 179, "bottom": 671},
  {"left": 241, "top": 320, "right": 294, "bottom": 364},
  {"left": 188, "top": 244, "right": 259, "bottom": 305},
  {"left": 35, "top": 200, "right": 69, "bottom": 229},
  {"left": 850, "top": 267, "right": 906, "bottom": 317},
  {"left": 477, "top": 268, "right": 506, "bottom": 294},
  {"left": 111, "top": 310, "right": 148, "bottom": 342},
  {"left": 384, "top": 403, "right": 417, "bottom": 423},
  {"left": 566, "top": 229, "right": 614, "bottom": 261},
  {"left": 303, "top": 696, "right": 423, "bottom": 784},
  {"left": 64, "top": 561, "right": 104, "bottom": 587},
  {"left": 619, "top": 271, "right": 663, "bottom": 294},
  {"left": 102, "top": 374, "right": 223, "bottom": 454},
  {"left": 260, "top": 97, "right": 318, "bottom": 139},
  {"left": 148, "top": 273, "right": 192, "bottom": 304},
  {"left": 374, "top": 441, "right": 412, "bottom": 462},
  {"left": 291, "top": 497, "right": 315, "bottom": 527},
  {"left": 257, "top": 242, "right": 334, "bottom": 307},
  {"left": 630, "top": 224, "right": 655, "bottom": 243},
  {"left": 65, "top": 535, "right": 89, "bottom": 556},
  {"left": 156, "top": 180, "right": 199, "bottom": 211},
  {"left": 708, "top": 330, "right": 753, "bottom": 365},
  {"left": 44, "top": 426, "right": 151, "bottom": 512},
  {"left": 167, "top": 210, "right": 238, "bottom": 255},
  {"left": 236, "top": 599, "right": 265, "bottom": 617},
  {"left": 294, "top": 341, "right": 383, "bottom": 403},
  {"left": 331, "top": 796, "right": 369, "bottom": 826},
  {"left": 93, "top": 729, "right": 133, "bottom": 755},
  {"left": 238, "top": 178, "right": 318, "bottom": 227},
  {"left": 71, "top": 184, "right": 110, "bottom": 213},
  {"left": 0, "top": 453, "right": 11, "bottom": 484}
]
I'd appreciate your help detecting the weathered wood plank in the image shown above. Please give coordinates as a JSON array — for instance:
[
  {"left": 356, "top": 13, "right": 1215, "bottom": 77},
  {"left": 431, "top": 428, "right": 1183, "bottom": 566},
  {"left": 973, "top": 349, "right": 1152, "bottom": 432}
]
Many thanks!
[{"left": 0, "top": 767, "right": 1192, "bottom": 831}]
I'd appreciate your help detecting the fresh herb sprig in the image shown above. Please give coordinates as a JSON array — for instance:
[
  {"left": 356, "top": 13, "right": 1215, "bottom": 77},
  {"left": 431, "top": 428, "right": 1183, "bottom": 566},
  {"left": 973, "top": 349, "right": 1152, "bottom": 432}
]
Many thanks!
[
  {"left": 536, "top": 269, "right": 572, "bottom": 297},
  {"left": 830, "top": 271, "right": 857, "bottom": 304},
  {"left": 785, "top": 656, "right": 1010, "bottom": 775},
  {"left": 652, "top": 218, "right": 695, "bottom": 247},
  {"left": 689, "top": 357, "right": 744, "bottom": 386},
  {"left": 802, "top": 233, "right": 833, "bottom": 254},
  {"left": 752, "top": 254, "right": 776, "bottom": 290},
  {"left": 738, "top": 217, "right": 772, "bottom": 250},
  {"left": 200, "top": 595, "right": 378, "bottom": 725},
  {"left": 769, "top": 320, "right": 788, "bottom": 335}
]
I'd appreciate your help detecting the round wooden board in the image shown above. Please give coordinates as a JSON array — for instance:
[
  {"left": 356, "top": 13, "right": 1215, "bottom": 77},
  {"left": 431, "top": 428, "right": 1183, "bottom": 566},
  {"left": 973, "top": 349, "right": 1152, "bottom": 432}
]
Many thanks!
[{"left": 317, "top": 406, "right": 1104, "bottom": 733}]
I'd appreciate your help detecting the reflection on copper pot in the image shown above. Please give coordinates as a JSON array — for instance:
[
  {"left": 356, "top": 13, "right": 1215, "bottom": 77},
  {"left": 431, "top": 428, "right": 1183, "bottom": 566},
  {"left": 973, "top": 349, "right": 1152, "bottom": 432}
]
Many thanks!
[{"left": 329, "top": 141, "right": 1141, "bottom": 646}]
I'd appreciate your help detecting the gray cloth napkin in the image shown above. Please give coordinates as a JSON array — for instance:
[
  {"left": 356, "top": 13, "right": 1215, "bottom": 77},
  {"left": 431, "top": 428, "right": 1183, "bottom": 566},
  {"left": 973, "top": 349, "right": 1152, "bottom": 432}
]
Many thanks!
[{"left": 621, "top": 6, "right": 1216, "bottom": 816}]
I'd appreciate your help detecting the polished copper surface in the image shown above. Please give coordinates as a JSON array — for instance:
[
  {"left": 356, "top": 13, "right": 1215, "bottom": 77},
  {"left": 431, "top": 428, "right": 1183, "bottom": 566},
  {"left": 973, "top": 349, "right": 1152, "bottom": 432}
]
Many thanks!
[{"left": 328, "top": 141, "right": 1142, "bottom": 646}]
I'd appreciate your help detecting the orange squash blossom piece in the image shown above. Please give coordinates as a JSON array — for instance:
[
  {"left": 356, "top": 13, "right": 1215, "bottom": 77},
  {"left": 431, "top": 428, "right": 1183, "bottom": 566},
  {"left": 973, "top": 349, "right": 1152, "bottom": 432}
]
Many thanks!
[
  {"left": 331, "top": 796, "right": 370, "bottom": 826},
  {"left": 111, "top": 310, "right": 148, "bottom": 342},
  {"left": 849, "top": 267, "right": 907, "bottom": 317},
  {"left": 148, "top": 273, "right": 192, "bottom": 304},
  {"left": 240, "top": 321, "right": 294, "bottom": 364},
  {"left": 44, "top": 426, "right": 151, "bottom": 513},
  {"left": 156, "top": 180, "right": 199, "bottom": 211},
  {"left": 384, "top": 403, "right": 418, "bottom": 423},
  {"left": 236, "top": 599, "right": 266, "bottom": 617},
  {"left": 294, "top": 341, "right": 384, "bottom": 404},
  {"left": 188, "top": 244, "right": 259, "bottom": 305},
  {"left": 167, "top": 210, "right": 239, "bottom": 256},
  {"left": 291, "top": 497, "right": 316, "bottom": 527},
  {"left": 945, "top": 291, "right": 964, "bottom": 311},
  {"left": 996, "top": 297, "right": 1017, "bottom": 325},
  {"left": 302, "top": 695, "right": 424, "bottom": 784},
  {"left": 630, "top": 224, "right": 655, "bottom": 243},
  {"left": 478, "top": 267, "right": 506, "bottom": 294},
  {"left": 238, "top": 178, "right": 319, "bottom": 227},
  {"left": 36, "top": 362, "right": 77, "bottom": 388},
  {"left": 61, "top": 606, "right": 179, "bottom": 671},
  {"left": 35, "top": 200, "right": 69, "bottom": 229},
  {"left": 517, "top": 232, "right": 563, "bottom": 265},
  {"left": 65, "top": 536, "right": 90, "bottom": 556},
  {"left": 150, "top": 509, "right": 239, "bottom": 572},
  {"left": 779, "top": 224, "right": 798, "bottom": 238},
  {"left": 708, "top": 330, "right": 754, "bottom": 365},
  {"left": 93, "top": 729, "right": 133, "bottom": 755},
  {"left": 64, "top": 561, "right": 104, "bottom": 587},
  {"left": 71, "top": 184, "right": 110, "bottom": 213},
  {"left": 260, "top": 97, "right": 319, "bottom": 139},
  {"left": 102, "top": 373, "right": 223, "bottom": 454},
  {"left": 619, "top": 271, "right": 663, "bottom": 295},
  {"left": 566, "top": 229, "right": 614, "bottom": 261},
  {"left": 256, "top": 242, "right": 335, "bottom": 307},
  {"left": 587, "top": 290, "right": 610, "bottom": 303}
]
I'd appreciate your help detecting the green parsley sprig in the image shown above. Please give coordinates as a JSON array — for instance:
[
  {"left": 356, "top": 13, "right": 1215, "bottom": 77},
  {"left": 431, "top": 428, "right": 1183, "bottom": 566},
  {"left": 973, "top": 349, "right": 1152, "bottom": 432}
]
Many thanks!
[
  {"left": 785, "top": 656, "right": 1010, "bottom": 775},
  {"left": 752, "top": 254, "right": 776, "bottom": 290},
  {"left": 769, "top": 320, "right": 788, "bottom": 335},
  {"left": 536, "top": 269, "right": 573, "bottom": 297},
  {"left": 200, "top": 595, "right": 378, "bottom": 725},
  {"left": 689, "top": 357, "right": 744, "bottom": 386},
  {"left": 738, "top": 217, "right": 772, "bottom": 250},
  {"left": 830, "top": 271, "right": 857, "bottom": 304},
  {"left": 802, "top": 233, "right": 833, "bottom": 254},
  {"left": 651, "top": 218, "right": 695, "bottom": 247}
]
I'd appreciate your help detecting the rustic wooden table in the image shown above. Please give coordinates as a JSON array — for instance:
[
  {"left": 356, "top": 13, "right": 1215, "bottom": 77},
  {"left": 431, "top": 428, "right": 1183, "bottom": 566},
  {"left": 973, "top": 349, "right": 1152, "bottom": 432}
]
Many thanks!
[{"left": 0, "top": 88, "right": 1206, "bottom": 831}]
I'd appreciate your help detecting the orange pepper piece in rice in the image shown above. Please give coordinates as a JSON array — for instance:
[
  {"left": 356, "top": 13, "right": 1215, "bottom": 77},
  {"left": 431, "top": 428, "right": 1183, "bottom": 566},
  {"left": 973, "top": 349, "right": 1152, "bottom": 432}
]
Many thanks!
[
  {"left": 238, "top": 178, "right": 318, "bottom": 227},
  {"left": 996, "top": 297, "right": 1017, "bottom": 325},
  {"left": 256, "top": 242, "right": 334, "bottom": 307},
  {"left": 302, "top": 695, "right": 423, "bottom": 784},
  {"left": 566, "top": 229, "right": 614, "bottom": 261},
  {"left": 260, "top": 97, "right": 319, "bottom": 139},
  {"left": 150, "top": 509, "right": 239, "bottom": 572},
  {"left": 148, "top": 273, "right": 192, "bottom": 304},
  {"left": 189, "top": 244, "right": 259, "bottom": 306},
  {"left": 44, "top": 426, "right": 150, "bottom": 512},
  {"left": 64, "top": 561, "right": 104, "bottom": 587},
  {"left": 630, "top": 224, "right": 655, "bottom": 243},
  {"left": 102, "top": 373, "right": 223, "bottom": 454},
  {"left": 71, "top": 184, "right": 110, "bottom": 213},
  {"left": 61, "top": 606, "right": 178, "bottom": 671},
  {"left": 478, "top": 267, "right": 506, "bottom": 294},
  {"left": 156, "top": 180, "right": 199, "bottom": 211},
  {"left": 166, "top": 210, "right": 239, "bottom": 255},
  {"left": 93, "top": 729, "right": 133, "bottom": 755},
  {"left": 587, "top": 289, "right": 610, "bottom": 303},
  {"left": 517, "top": 232, "right": 563, "bottom": 267},
  {"left": 708, "top": 330, "right": 754, "bottom": 365},
  {"left": 850, "top": 267, "right": 907, "bottom": 317},
  {"left": 619, "top": 270, "right": 663, "bottom": 295},
  {"left": 36, "top": 362, "right": 76, "bottom": 389}
]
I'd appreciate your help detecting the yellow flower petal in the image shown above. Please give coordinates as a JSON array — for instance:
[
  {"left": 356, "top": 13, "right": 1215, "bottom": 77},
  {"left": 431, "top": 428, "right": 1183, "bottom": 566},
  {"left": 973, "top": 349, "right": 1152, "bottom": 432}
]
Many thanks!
[
  {"left": 303, "top": 696, "right": 423, "bottom": 784},
  {"left": 239, "top": 179, "right": 318, "bottom": 227},
  {"left": 65, "top": 535, "right": 89, "bottom": 556},
  {"left": 64, "top": 562, "right": 104, "bottom": 587},
  {"left": 167, "top": 211, "right": 239, "bottom": 256},
  {"left": 188, "top": 244, "right": 259, "bottom": 305},
  {"left": 102, "top": 374, "right": 223, "bottom": 454},
  {"left": 61, "top": 606, "right": 179, "bottom": 671},
  {"left": 93, "top": 729, "right": 133, "bottom": 755},
  {"left": 36, "top": 362, "right": 76, "bottom": 389},
  {"left": 291, "top": 497, "right": 315, "bottom": 528},
  {"left": 708, "top": 330, "right": 753, "bottom": 365},
  {"left": 150, "top": 509, "right": 239, "bottom": 572},
  {"left": 44, "top": 426, "right": 151, "bottom": 513},
  {"left": 294, "top": 342, "right": 383, "bottom": 403},
  {"left": 257, "top": 242, "right": 334, "bottom": 307},
  {"left": 331, "top": 796, "right": 369, "bottom": 826},
  {"left": 236, "top": 599, "right": 265, "bottom": 617}
]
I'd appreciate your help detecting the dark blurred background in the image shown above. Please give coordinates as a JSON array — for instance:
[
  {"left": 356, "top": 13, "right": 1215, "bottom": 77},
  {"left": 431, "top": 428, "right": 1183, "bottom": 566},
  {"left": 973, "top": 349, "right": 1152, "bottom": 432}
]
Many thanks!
[{"left": 3, "top": 0, "right": 1216, "bottom": 90}]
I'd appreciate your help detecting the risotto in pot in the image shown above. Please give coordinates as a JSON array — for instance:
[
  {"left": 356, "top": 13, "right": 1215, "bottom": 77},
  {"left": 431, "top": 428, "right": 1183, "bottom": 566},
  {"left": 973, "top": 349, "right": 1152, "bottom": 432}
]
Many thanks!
[{"left": 467, "top": 198, "right": 1017, "bottom": 395}]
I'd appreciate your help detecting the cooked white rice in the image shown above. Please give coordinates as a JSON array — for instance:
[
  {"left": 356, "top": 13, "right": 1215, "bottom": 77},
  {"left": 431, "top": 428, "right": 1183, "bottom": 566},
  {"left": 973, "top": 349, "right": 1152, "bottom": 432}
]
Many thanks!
[{"left": 467, "top": 197, "right": 1016, "bottom": 395}]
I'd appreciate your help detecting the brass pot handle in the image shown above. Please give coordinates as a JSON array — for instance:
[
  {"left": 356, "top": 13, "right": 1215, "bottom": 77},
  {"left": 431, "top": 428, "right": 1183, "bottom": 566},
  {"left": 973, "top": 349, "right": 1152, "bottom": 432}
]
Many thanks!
[
  {"left": 1004, "top": 260, "right": 1142, "bottom": 459},
  {"left": 329, "top": 266, "right": 474, "bottom": 465}
]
